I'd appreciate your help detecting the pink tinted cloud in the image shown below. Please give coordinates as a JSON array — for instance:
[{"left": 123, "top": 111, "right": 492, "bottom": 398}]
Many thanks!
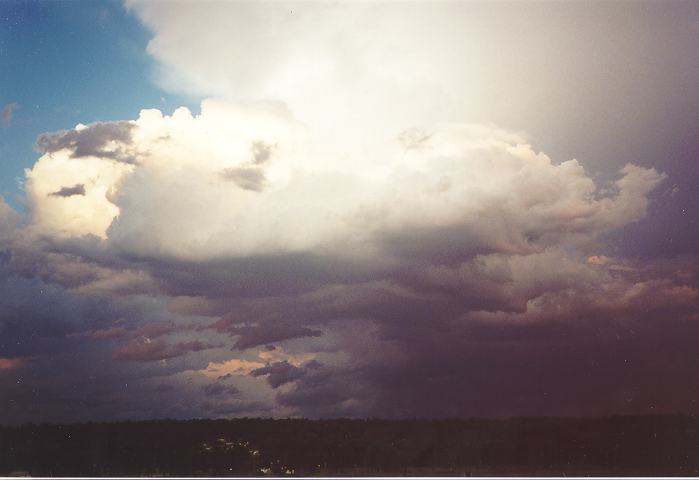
[
  {"left": 2, "top": 102, "right": 18, "bottom": 128},
  {"left": 0, "top": 357, "right": 23, "bottom": 370}
]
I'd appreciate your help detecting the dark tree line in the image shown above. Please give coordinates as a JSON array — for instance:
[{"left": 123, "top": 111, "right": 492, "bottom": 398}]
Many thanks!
[{"left": 1, "top": 415, "right": 698, "bottom": 476}]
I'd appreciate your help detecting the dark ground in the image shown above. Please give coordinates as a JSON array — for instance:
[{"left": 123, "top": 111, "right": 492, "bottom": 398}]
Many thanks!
[{"left": 1, "top": 415, "right": 698, "bottom": 476}]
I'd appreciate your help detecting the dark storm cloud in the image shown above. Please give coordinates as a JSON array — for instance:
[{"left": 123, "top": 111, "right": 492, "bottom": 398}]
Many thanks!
[
  {"left": 49, "top": 183, "right": 86, "bottom": 197},
  {"left": 250, "top": 360, "right": 306, "bottom": 388},
  {"left": 269, "top": 269, "right": 699, "bottom": 418},
  {"left": 166, "top": 248, "right": 694, "bottom": 419},
  {"left": 0, "top": 257, "right": 147, "bottom": 361},
  {"left": 202, "top": 382, "right": 240, "bottom": 397},
  {"left": 36, "top": 121, "right": 136, "bottom": 163},
  {"left": 275, "top": 364, "right": 373, "bottom": 417},
  {"left": 226, "top": 324, "right": 322, "bottom": 350},
  {"left": 358, "top": 309, "right": 699, "bottom": 418},
  {"left": 3, "top": 234, "right": 698, "bottom": 422},
  {"left": 253, "top": 359, "right": 374, "bottom": 416},
  {"left": 70, "top": 320, "right": 176, "bottom": 341},
  {"left": 155, "top": 384, "right": 175, "bottom": 392},
  {"left": 134, "top": 320, "right": 179, "bottom": 338},
  {"left": 70, "top": 325, "right": 130, "bottom": 339},
  {"left": 0, "top": 253, "right": 221, "bottom": 424},
  {"left": 0, "top": 220, "right": 248, "bottom": 424},
  {"left": 1, "top": 102, "right": 18, "bottom": 128},
  {"left": 202, "top": 400, "right": 272, "bottom": 416},
  {"left": 112, "top": 339, "right": 215, "bottom": 362},
  {"left": 5, "top": 239, "right": 156, "bottom": 295},
  {"left": 143, "top": 253, "right": 391, "bottom": 301}
]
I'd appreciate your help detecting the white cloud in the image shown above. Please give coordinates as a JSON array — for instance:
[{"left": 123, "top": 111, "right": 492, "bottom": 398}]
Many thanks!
[
  {"left": 0, "top": 196, "right": 20, "bottom": 242},
  {"left": 25, "top": 150, "right": 132, "bottom": 238},
  {"left": 125, "top": 1, "right": 697, "bottom": 177},
  {"left": 20, "top": 100, "right": 664, "bottom": 267}
]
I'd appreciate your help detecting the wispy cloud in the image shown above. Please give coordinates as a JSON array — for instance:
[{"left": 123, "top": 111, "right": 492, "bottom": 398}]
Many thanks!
[{"left": 1, "top": 102, "right": 18, "bottom": 128}]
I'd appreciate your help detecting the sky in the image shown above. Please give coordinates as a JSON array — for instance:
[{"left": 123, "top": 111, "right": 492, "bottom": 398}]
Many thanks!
[{"left": 0, "top": 0, "right": 698, "bottom": 424}]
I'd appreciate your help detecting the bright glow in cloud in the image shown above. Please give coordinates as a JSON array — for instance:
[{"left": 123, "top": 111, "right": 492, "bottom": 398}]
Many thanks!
[
  {"left": 22, "top": 100, "right": 664, "bottom": 265},
  {"left": 199, "top": 359, "right": 265, "bottom": 378},
  {"left": 0, "top": 357, "right": 23, "bottom": 370}
]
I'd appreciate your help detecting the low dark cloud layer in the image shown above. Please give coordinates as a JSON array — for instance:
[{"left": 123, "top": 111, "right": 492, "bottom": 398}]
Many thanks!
[
  {"left": 251, "top": 360, "right": 307, "bottom": 388},
  {"left": 202, "top": 381, "right": 240, "bottom": 397},
  {"left": 112, "top": 339, "right": 215, "bottom": 362}
]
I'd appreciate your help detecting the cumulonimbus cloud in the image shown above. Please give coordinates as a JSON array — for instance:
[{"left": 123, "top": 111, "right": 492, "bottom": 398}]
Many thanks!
[
  {"left": 3, "top": 97, "right": 687, "bottom": 419},
  {"left": 1, "top": 1, "right": 696, "bottom": 422}
]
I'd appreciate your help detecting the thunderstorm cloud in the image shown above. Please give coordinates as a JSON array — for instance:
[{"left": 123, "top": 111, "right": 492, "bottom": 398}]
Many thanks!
[{"left": 1, "top": 0, "right": 698, "bottom": 424}]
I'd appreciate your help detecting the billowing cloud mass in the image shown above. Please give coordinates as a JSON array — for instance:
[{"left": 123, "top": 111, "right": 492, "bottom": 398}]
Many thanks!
[
  {"left": 1, "top": 1, "right": 698, "bottom": 424},
  {"left": 20, "top": 103, "right": 666, "bottom": 260}
]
